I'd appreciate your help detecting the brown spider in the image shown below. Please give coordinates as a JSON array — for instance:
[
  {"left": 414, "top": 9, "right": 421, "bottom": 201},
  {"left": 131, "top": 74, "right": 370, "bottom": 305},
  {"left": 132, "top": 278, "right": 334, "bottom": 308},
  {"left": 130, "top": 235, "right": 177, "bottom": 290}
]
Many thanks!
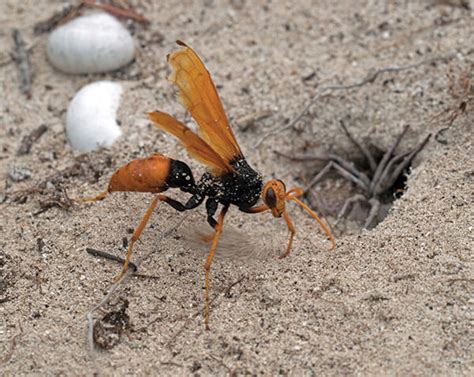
[{"left": 301, "top": 123, "right": 431, "bottom": 230}]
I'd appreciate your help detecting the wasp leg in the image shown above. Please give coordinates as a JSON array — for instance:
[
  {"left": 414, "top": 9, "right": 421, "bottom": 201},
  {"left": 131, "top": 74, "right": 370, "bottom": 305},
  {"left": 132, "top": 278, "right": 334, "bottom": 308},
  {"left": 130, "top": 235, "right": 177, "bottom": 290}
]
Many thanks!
[
  {"left": 239, "top": 203, "right": 269, "bottom": 214},
  {"left": 159, "top": 192, "right": 204, "bottom": 212},
  {"left": 116, "top": 193, "right": 203, "bottom": 281},
  {"left": 205, "top": 199, "right": 218, "bottom": 228},
  {"left": 204, "top": 204, "right": 229, "bottom": 330},
  {"left": 116, "top": 195, "right": 160, "bottom": 281},
  {"left": 280, "top": 211, "right": 296, "bottom": 259},
  {"left": 197, "top": 199, "right": 219, "bottom": 248}
]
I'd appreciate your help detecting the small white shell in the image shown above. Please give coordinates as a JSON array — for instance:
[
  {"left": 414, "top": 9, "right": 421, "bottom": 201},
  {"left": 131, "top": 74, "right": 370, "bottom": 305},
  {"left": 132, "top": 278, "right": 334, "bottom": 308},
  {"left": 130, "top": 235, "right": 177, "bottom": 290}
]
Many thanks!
[
  {"left": 66, "top": 81, "right": 123, "bottom": 152},
  {"left": 47, "top": 13, "right": 135, "bottom": 74}
]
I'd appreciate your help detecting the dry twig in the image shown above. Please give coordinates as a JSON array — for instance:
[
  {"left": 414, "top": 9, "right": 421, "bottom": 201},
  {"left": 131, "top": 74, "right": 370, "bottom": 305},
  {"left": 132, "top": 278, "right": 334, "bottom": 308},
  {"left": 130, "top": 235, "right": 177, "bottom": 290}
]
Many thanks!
[
  {"left": 34, "top": 4, "right": 84, "bottom": 34},
  {"left": 253, "top": 54, "right": 456, "bottom": 149},
  {"left": 83, "top": 0, "right": 150, "bottom": 24},
  {"left": 17, "top": 124, "right": 48, "bottom": 155}
]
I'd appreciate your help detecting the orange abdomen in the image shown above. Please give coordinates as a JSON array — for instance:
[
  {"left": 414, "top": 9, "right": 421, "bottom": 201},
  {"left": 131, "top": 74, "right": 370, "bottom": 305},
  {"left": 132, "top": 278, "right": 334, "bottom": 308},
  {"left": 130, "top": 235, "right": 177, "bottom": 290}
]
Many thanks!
[{"left": 108, "top": 153, "right": 171, "bottom": 193}]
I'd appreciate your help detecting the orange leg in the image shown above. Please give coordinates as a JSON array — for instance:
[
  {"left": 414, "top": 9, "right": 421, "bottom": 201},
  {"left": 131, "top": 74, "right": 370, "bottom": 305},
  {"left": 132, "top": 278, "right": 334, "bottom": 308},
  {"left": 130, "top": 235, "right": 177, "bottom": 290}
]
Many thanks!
[
  {"left": 286, "top": 187, "right": 304, "bottom": 198},
  {"left": 204, "top": 205, "right": 229, "bottom": 330},
  {"left": 280, "top": 211, "right": 296, "bottom": 259},
  {"left": 244, "top": 203, "right": 270, "bottom": 214},
  {"left": 115, "top": 195, "right": 161, "bottom": 281},
  {"left": 288, "top": 194, "right": 336, "bottom": 250}
]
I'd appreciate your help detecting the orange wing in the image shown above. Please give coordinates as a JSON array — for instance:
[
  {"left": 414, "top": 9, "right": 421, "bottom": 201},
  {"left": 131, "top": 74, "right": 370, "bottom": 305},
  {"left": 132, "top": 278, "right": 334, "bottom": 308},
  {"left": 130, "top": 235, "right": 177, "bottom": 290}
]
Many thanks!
[
  {"left": 167, "top": 40, "right": 243, "bottom": 163},
  {"left": 148, "top": 111, "right": 234, "bottom": 175}
]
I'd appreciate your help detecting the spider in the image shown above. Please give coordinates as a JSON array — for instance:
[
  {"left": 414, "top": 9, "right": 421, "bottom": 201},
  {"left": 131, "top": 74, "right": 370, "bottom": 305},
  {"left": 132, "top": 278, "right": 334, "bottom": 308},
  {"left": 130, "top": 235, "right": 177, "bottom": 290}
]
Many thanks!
[{"left": 302, "top": 123, "right": 431, "bottom": 230}]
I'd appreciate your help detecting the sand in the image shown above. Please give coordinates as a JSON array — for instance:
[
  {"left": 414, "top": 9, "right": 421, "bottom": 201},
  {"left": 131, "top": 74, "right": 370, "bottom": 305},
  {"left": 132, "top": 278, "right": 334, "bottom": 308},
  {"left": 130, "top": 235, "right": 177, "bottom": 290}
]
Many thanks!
[{"left": 0, "top": 0, "right": 473, "bottom": 375}]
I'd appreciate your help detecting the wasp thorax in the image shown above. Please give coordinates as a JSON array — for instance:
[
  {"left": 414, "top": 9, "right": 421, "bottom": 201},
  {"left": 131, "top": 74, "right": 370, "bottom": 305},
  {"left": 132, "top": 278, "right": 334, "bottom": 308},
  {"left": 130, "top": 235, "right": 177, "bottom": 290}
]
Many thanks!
[{"left": 262, "top": 179, "right": 287, "bottom": 217}]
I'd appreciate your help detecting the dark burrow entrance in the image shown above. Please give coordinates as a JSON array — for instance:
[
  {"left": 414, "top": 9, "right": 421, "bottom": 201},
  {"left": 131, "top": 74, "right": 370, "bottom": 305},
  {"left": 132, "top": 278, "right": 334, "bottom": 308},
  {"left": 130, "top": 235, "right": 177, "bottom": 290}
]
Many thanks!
[{"left": 286, "top": 123, "right": 431, "bottom": 232}]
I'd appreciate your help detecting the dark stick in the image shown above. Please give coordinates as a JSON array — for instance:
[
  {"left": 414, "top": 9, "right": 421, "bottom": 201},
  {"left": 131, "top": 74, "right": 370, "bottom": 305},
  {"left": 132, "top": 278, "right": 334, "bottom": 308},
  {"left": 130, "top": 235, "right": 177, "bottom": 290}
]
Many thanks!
[
  {"left": 12, "top": 29, "right": 33, "bottom": 98},
  {"left": 17, "top": 124, "right": 47, "bottom": 155},
  {"left": 86, "top": 248, "right": 138, "bottom": 272}
]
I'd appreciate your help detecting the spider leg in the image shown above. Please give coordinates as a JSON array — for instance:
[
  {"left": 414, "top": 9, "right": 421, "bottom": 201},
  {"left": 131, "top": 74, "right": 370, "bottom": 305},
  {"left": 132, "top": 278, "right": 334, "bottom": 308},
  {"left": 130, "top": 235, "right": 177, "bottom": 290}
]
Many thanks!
[
  {"left": 339, "top": 120, "right": 377, "bottom": 172},
  {"left": 372, "top": 151, "right": 410, "bottom": 195},
  {"left": 304, "top": 161, "right": 335, "bottom": 192},
  {"left": 374, "top": 134, "right": 431, "bottom": 195},
  {"left": 370, "top": 125, "right": 409, "bottom": 193},
  {"left": 363, "top": 197, "right": 381, "bottom": 230},
  {"left": 335, "top": 193, "right": 366, "bottom": 227},
  {"left": 331, "top": 161, "right": 370, "bottom": 192}
]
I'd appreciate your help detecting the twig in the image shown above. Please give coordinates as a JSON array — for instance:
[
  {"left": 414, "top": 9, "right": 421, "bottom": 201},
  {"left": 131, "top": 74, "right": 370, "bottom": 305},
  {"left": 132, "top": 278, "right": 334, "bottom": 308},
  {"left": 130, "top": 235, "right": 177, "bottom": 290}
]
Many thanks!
[
  {"left": 274, "top": 150, "right": 330, "bottom": 162},
  {"left": 12, "top": 29, "right": 33, "bottom": 98},
  {"left": 86, "top": 211, "right": 188, "bottom": 358},
  {"left": 17, "top": 124, "right": 48, "bottom": 155},
  {"left": 86, "top": 247, "right": 161, "bottom": 280},
  {"left": 0, "top": 320, "right": 23, "bottom": 365},
  {"left": 86, "top": 248, "right": 138, "bottom": 272},
  {"left": 83, "top": 0, "right": 150, "bottom": 24},
  {"left": 236, "top": 109, "right": 273, "bottom": 132},
  {"left": 34, "top": 4, "right": 84, "bottom": 34},
  {"left": 253, "top": 54, "right": 456, "bottom": 149}
]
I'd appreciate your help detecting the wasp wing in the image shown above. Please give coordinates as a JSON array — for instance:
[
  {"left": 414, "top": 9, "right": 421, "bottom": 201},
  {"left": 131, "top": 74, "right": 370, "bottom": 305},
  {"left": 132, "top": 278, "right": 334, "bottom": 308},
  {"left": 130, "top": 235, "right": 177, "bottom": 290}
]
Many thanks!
[
  {"left": 167, "top": 41, "right": 243, "bottom": 164},
  {"left": 149, "top": 111, "right": 234, "bottom": 175}
]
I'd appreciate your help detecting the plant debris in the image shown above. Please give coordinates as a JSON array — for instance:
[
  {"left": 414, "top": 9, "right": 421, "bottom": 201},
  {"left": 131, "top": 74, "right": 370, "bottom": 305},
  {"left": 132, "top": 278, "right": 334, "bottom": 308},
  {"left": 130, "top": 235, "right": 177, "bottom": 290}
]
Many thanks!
[
  {"left": 17, "top": 124, "right": 48, "bottom": 155},
  {"left": 93, "top": 298, "right": 130, "bottom": 350},
  {"left": 8, "top": 166, "right": 32, "bottom": 182},
  {"left": 33, "top": 4, "right": 84, "bottom": 34},
  {"left": 83, "top": 0, "right": 150, "bottom": 24}
]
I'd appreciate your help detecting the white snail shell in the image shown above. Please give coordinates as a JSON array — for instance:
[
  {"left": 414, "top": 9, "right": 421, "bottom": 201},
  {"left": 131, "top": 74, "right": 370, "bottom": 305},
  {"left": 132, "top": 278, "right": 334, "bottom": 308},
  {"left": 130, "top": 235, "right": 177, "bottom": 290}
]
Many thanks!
[
  {"left": 66, "top": 81, "right": 123, "bottom": 152},
  {"left": 47, "top": 13, "right": 135, "bottom": 74}
]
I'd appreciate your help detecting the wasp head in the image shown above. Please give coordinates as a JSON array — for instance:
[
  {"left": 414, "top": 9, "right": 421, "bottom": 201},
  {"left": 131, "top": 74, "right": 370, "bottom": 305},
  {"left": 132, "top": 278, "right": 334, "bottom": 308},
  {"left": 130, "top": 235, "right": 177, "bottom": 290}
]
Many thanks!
[{"left": 262, "top": 179, "right": 287, "bottom": 217}]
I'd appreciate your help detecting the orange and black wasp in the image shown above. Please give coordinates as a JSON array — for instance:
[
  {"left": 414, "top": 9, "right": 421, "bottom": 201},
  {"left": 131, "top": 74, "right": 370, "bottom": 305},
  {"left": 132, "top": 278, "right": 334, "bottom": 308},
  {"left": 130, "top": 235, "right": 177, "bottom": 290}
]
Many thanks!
[{"left": 81, "top": 41, "right": 336, "bottom": 329}]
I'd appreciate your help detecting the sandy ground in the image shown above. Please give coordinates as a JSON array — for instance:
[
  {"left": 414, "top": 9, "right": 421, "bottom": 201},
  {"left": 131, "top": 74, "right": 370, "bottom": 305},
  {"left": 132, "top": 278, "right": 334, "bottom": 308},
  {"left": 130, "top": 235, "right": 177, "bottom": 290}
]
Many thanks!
[{"left": 1, "top": 0, "right": 473, "bottom": 376}]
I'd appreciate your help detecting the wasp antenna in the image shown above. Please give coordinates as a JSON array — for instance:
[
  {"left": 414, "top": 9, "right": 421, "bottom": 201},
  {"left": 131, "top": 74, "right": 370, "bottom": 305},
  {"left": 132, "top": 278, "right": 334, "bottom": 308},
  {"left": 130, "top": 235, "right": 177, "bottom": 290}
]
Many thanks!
[
  {"left": 176, "top": 40, "right": 187, "bottom": 47},
  {"left": 288, "top": 196, "right": 336, "bottom": 250}
]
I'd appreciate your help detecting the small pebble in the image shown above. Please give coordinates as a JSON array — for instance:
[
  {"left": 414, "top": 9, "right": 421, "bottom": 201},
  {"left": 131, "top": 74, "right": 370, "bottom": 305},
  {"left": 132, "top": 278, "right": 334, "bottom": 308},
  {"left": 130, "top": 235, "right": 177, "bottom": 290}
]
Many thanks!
[
  {"left": 66, "top": 81, "right": 123, "bottom": 152},
  {"left": 8, "top": 166, "right": 32, "bottom": 182},
  {"left": 47, "top": 12, "right": 135, "bottom": 74}
]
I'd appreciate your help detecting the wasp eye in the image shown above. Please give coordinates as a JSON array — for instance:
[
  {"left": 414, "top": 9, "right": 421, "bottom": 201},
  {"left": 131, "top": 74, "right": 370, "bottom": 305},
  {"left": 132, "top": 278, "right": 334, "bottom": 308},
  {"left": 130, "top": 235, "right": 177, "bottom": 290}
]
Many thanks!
[{"left": 265, "top": 187, "right": 277, "bottom": 207}]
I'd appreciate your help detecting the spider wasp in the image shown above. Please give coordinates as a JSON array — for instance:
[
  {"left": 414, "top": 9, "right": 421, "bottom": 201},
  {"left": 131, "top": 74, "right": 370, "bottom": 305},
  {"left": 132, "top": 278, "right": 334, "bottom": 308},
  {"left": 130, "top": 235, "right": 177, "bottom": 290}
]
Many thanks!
[{"left": 81, "top": 41, "right": 336, "bottom": 329}]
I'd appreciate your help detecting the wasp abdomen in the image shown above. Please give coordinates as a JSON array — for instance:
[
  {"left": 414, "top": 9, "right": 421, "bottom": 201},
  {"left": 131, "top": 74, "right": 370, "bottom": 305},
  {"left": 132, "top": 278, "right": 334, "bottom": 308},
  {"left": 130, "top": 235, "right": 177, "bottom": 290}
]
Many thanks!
[{"left": 108, "top": 153, "right": 172, "bottom": 193}]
